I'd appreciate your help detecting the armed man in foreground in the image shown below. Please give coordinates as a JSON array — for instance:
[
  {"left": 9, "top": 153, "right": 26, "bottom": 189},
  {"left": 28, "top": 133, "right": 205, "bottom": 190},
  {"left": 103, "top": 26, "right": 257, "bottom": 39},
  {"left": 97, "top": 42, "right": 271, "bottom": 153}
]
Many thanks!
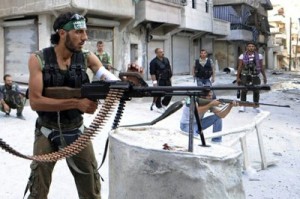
[{"left": 25, "top": 12, "right": 142, "bottom": 199}]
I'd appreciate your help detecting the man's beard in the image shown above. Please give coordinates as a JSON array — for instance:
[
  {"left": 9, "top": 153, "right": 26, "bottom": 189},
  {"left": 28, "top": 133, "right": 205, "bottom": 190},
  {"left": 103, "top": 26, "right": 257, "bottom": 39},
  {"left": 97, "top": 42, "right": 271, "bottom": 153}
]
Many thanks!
[
  {"left": 5, "top": 84, "right": 12, "bottom": 90},
  {"left": 65, "top": 33, "right": 80, "bottom": 53}
]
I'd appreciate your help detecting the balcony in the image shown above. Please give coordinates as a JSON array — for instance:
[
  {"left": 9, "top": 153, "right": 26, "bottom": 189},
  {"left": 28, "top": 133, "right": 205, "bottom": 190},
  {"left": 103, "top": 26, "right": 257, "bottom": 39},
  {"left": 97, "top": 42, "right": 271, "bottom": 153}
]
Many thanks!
[
  {"left": 270, "top": 27, "right": 282, "bottom": 34},
  {"left": 291, "top": 40, "right": 300, "bottom": 46},
  {"left": 225, "top": 29, "right": 253, "bottom": 41},
  {"left": 134, "top": 0, "right": 183, "bottom": 35},
  {"left": 213, "top": 0, "right": 260, "bottom": 8},
  {"left": 272, "top": 45, "right": 284, "bottom": 53},
  {"left": 268, "top": 15, "right": 287, "bottom": 25},
  {"left": 212, "top": 18, "right": 230, "bottom": 36},
  {"left": 180, "top": 1, "right": 212, "bottom": 33},
  {"left": 275, "top": 33, "right": 287, "bottom": 40},
  {"left": 0, "top": 0, "right": 134, "bottom": 19}
]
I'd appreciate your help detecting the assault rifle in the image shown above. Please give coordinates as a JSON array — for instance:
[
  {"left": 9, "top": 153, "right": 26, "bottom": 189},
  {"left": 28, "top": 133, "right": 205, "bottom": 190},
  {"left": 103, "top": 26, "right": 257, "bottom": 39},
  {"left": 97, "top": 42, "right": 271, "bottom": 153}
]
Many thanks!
[{"left": 44, "top": 72, "right": 271, "bottom": 152}]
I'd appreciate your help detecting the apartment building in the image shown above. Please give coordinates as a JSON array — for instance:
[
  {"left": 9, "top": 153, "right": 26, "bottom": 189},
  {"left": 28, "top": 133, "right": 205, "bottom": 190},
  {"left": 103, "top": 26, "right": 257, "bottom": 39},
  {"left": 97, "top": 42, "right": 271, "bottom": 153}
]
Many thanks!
[
  {"left": 213, "top": 0, "right": 273, "bottom": 70},
  {"left": 268, "top": 0, "right": 300, "bottom": 71},
  {"left": 0, "top": 0, "right": 231, "bottom": 83}
]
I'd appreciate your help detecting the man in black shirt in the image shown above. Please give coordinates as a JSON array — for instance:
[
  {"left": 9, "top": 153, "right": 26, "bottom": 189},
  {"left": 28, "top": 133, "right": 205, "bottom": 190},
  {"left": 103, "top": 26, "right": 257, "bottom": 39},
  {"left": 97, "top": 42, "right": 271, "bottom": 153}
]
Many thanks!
[{"left": 149, "top": 48, "right": 172, "bottom": 113}]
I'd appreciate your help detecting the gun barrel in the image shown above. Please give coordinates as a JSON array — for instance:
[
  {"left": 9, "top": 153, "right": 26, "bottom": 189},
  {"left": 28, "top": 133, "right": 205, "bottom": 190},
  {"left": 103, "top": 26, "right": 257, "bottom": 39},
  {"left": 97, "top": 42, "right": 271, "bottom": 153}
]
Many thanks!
[{"left": 134, "top": 85, "right": 271, "bottom": 92}]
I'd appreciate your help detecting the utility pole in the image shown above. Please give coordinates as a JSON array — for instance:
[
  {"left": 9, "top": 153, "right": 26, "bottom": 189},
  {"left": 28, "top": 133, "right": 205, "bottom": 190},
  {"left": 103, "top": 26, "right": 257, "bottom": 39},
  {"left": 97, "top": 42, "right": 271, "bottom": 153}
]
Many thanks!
[{"left": 289, "top": 17, "right": 292, "bottom": 71}]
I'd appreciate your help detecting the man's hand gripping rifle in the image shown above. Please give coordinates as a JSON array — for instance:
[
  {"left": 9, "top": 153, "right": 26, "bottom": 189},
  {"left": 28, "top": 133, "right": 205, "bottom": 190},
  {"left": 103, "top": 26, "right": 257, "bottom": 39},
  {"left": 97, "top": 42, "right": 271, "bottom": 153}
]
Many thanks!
[{"left": 44, "top": 72, "right": 271, "bottom": 152}]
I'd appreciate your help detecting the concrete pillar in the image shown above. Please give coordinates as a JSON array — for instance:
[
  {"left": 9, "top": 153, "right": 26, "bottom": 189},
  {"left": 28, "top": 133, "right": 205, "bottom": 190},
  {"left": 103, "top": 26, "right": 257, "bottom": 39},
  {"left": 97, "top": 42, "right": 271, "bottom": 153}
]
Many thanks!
[
  {"left": 0, "top": 19, "right": 4, "bottom": 82},
  {"left": 38, "top": 14, "right": 52, "bottom": 49},
  {"left": 109, "top": 127, "right": 245, "bottom": 199}
]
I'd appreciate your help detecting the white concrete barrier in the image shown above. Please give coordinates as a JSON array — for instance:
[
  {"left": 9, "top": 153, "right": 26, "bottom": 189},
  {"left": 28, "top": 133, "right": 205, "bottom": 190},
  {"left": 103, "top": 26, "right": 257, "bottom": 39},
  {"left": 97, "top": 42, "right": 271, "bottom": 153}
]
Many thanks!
[
  {"left": 203, "top": 111, "right": 275, "bottom": 170},
  {"left": 109, "top": 127, "right": 245, "bottom": 199}
]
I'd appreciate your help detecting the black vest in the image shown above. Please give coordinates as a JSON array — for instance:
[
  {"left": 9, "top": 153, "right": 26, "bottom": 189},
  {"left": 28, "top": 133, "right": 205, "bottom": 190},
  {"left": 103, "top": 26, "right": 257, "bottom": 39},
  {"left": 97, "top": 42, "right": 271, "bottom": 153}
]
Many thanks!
[
  {"left": 37, "top": 47, "right": 90, "bottom": 129},
  {"left": 155, "top": 57, "right": 172, "bottom": 80},
  {"left": 195, "top": 59, "right": 213, "bottom": 79}
]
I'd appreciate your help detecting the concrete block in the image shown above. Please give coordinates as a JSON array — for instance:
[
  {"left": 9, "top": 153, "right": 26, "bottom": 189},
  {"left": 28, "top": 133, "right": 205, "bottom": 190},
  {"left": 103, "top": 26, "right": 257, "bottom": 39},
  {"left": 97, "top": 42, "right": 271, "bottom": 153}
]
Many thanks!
[{"left": 109, "top": 127, "right": 245, "bottom": 199}]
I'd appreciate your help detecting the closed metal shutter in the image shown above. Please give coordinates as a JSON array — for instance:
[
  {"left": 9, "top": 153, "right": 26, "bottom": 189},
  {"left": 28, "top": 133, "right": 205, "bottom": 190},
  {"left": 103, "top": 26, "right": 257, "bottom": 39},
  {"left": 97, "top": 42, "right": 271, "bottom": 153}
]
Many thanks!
[
  {"left": 172, "top": 35, "right": 190, "bottom": 75},
  {"left": 85, "top": 27, "right": 113, "bottom": 55},
  {"left": 147, "top": 40, "right": 164, "bottom": 79},
  {"left": 4, "top": 19, "right": 38, "bottom": 83},
  {"left": 84, "top": 27, "right": 114, "bottom": 81}
]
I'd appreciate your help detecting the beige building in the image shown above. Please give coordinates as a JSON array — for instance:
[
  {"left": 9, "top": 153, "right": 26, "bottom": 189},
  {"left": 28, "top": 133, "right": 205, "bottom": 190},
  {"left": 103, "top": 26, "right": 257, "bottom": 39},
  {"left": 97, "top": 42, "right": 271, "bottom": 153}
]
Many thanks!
[
  {"left": 268, "top": 0, "right": 300, "bottom": 71},
  {"left": 0, "top": 0, "right": 232, "bottom": 83}
]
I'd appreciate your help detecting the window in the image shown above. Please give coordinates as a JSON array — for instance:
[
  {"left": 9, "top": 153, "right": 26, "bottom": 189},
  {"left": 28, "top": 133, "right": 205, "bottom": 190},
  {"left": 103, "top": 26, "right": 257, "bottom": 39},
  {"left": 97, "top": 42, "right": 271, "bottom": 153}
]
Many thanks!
[
  {"left": 205, "top": 0, "right": 209, "bottom": 13},
  {"left": 192, "top": 0, "right": 196, "bottom": 9}
]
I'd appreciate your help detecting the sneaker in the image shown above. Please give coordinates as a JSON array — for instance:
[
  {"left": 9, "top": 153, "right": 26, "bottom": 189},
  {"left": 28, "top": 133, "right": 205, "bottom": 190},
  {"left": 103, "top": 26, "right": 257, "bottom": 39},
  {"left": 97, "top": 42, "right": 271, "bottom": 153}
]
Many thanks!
[
  {"left": 211, "top": 137, "right": 222, "bottom": 143},
  {"left": 150, "top": 103, "right": 154, "bottom": 111},
  {"left": 253, "top": 107, "right": 262, "bottom": 113},
  {"left": 239, "top": 106, "right": 245, "bottom": 112},
  {"left": 17, "top": 113, "right": 26, "bottom": 120},
  {"left": 162, "top": 105, "right": 168, "bottom": 111},
  {"left": 152, "top": 107, "right": 164, "bottom": 113}
]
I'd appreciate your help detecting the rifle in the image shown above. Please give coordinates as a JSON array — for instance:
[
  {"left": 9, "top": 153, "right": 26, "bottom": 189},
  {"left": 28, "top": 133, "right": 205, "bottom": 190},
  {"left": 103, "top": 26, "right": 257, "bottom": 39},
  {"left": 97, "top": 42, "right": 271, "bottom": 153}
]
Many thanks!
[
  {"left": 43, "top": 72, "right": 271, "bottom": 152},
  {"left": 218, "top": 98, "right": 290, "bottom": 108},
  {"left": 196, "top": 98, "right": 290, "bottom": 108}
]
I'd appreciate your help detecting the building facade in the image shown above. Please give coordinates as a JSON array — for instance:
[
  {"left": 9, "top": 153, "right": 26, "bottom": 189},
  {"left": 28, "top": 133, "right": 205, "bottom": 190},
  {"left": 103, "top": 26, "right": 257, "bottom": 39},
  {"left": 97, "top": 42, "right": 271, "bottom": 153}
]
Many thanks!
[
  {"left": 0, "top": 0, "right": 231, "bottom": 83},
  {"left": 213, "top": 0, "right": 273, "bottom": 70},
  {"left": 268, "top": 0, "right": 300, "bottom": 71}
]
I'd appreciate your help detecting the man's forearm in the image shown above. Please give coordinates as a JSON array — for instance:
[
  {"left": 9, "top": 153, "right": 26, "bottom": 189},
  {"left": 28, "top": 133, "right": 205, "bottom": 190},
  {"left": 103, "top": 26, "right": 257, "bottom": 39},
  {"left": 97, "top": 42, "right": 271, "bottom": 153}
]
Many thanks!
[
  {"left": 261, "top": 69, "right": 267, "bottom": 79},
  {"left": 216, "top": 104, "right": 232, "bottom": 118},
  {"left": 150, "top": 75, "right": 156, "bottom": 81},
  {"left": 0, "top": 99, "right": 5, "bottom": 105}
]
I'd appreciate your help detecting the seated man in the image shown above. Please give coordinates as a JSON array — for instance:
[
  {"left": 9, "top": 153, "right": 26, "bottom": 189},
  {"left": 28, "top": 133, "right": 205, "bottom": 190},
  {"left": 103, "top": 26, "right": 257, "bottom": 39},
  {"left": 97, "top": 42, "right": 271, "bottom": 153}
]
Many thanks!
[
  {"left": 180, "top": 90, "right": 237, "bottom": 142},
  {"left": 0, "top": 74, "right": 26, "bottom": 119}
]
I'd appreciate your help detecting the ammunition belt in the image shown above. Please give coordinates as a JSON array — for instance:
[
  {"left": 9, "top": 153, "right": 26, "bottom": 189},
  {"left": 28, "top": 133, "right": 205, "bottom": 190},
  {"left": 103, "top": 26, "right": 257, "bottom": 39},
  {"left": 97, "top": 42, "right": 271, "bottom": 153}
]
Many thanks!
[{"left": 0, "top": 88, "right": 124, "bottom": 162}]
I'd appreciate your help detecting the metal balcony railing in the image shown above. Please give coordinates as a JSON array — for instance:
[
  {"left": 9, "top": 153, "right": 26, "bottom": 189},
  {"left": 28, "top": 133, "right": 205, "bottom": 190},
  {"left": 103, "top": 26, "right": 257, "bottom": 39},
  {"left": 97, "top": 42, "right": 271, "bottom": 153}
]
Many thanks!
[
  {"left": 134, "top": 0, "right": 187, "bottom": 6},
  {"left": 164, "top": 0, "right": 187, "bottom": 6}
]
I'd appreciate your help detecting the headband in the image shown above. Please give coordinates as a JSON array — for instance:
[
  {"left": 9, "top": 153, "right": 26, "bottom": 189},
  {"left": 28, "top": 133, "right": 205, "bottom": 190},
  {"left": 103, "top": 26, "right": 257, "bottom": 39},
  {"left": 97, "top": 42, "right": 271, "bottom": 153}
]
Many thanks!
[{"left": 62, "top": 19, "right": 87, "bottom": 31}]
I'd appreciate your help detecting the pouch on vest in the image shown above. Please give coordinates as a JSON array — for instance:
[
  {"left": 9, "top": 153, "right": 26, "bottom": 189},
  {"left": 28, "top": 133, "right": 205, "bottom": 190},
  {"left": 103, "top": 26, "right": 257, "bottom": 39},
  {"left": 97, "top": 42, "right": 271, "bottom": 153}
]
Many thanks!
[
  {"left": 195, "top": 59, "right": 213, "bottom": 79},
  {"left": 157, "top": 59, "right": 171, "bottom": 80},
  {"left": 66, "top": 52, "right": 90, "bottom": 88},
  {"left": 43, "top": 47, "right": 65, "bottom": 87}
]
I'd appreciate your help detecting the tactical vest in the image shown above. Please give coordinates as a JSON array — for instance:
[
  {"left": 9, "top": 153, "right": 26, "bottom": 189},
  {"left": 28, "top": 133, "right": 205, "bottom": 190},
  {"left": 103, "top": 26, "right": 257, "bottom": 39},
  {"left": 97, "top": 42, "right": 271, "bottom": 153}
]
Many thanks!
[
  {"left": 194, "top": 59, "right": 213, "bottom": 79},
  {"left": 242, "top": 52, "right": 262, "bottom": 75},
  {"left": 36, "top": 47, "right": 90, "bottom": 129},
  {"left": 155, "top": 57, "right": 172, "bottom": 81}
]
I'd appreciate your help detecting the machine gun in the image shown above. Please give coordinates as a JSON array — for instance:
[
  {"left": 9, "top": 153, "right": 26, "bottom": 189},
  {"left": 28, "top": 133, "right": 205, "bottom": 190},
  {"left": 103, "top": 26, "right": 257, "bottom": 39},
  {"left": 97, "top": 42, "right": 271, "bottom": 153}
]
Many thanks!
[
  {"left": 44, "top": 72, "right": 271, "bottom": 152},
  {"left": 44, "top": 73, "right": 270, "bottom": 100},
  {"left": 0, "top": 72, "right": 273, "bottom": 164}
]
